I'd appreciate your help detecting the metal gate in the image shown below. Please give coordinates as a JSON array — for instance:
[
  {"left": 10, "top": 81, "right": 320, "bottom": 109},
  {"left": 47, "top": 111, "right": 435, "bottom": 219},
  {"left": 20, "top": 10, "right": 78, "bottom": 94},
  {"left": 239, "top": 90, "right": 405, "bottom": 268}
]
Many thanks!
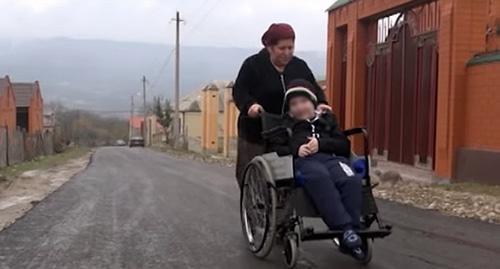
[{"left": 366, "top": 1, "right": 439, "bottom": 168}]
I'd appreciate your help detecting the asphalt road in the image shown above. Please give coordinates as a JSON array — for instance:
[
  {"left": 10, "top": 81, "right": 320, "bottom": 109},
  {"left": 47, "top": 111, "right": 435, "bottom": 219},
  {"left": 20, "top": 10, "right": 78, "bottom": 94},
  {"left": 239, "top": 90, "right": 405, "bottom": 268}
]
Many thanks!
[{"left": 0, "top": 147, "right": 499, "bottom": 269}]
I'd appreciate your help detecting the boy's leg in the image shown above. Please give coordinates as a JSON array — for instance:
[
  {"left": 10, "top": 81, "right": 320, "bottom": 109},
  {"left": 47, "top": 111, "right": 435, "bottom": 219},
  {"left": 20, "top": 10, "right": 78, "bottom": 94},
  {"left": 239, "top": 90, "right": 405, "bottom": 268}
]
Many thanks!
[
  {"left": 295, "top": 156, "right": 353, "bottom": 230},
  {"left": 325, "top": 157, "right": 363, "bottom": 228}
]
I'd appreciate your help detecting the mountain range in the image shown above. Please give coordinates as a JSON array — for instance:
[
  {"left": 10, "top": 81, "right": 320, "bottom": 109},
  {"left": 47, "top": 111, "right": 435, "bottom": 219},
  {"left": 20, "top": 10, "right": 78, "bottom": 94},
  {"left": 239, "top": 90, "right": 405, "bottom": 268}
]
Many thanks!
[{"left": 0, "top": 37, "right": 326, "bottom": 115}]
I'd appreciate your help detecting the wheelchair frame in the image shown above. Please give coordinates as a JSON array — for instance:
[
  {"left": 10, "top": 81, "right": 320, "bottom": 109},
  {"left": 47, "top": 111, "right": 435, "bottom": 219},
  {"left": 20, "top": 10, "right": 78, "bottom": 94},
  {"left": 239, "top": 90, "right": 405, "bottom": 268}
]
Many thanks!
[{"left": 239, "top": 113, "right": 392, "bottom": 268}]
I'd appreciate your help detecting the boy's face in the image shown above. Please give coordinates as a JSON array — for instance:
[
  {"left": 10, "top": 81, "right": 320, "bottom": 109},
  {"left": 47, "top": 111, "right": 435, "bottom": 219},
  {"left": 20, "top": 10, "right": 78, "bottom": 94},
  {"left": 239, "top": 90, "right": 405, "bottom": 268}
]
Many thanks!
[{"left": 288, "top": 96, "right": 315, "bottom": 120}]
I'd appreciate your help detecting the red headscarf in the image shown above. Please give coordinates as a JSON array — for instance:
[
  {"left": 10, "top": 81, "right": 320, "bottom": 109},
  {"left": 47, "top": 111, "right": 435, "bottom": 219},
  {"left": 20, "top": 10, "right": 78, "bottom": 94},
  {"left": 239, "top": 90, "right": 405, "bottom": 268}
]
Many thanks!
[{"left": 261, "top": 23, "right": 295, "bottom": 46}]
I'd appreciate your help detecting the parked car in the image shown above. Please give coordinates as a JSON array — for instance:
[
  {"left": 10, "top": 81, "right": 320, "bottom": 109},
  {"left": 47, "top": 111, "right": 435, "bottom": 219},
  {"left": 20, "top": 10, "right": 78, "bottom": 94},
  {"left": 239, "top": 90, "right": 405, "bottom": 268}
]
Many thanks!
[
  {"left": 115, "top": 139, "right": 127, "bottom": 146},
  {"left": 129, "top": 136, "right": 145, "bottom": 147}
]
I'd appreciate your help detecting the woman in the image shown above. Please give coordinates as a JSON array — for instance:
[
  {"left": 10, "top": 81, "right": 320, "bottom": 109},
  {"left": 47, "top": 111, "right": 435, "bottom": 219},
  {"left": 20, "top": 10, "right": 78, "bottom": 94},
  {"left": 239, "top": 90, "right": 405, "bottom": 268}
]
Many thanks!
[{"left": 232, "top": 23, "right": 331, "bottom": 189}]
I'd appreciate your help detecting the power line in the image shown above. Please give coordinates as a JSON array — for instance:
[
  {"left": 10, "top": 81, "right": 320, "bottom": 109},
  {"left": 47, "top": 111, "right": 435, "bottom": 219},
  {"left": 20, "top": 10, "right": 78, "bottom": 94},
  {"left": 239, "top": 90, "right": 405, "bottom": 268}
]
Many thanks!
[
  {"left": 148, "top": 48, "right": 175, "bottom": 92},
  {"left": 148, "top": 0, "right": 223, "bottom": 95},
  {"left": 184, "top": 0, "right": 223, "bottom": 38}
]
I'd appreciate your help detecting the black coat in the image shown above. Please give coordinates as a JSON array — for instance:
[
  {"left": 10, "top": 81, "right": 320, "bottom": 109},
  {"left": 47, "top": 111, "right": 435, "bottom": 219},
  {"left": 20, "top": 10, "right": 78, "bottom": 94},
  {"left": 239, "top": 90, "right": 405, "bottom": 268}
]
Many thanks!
[
  {"left": 233, "top": 49, "right": 328, "bottom": 142},
  {"left": 274, "top": 112, "right": 350, "bottom": 158}
]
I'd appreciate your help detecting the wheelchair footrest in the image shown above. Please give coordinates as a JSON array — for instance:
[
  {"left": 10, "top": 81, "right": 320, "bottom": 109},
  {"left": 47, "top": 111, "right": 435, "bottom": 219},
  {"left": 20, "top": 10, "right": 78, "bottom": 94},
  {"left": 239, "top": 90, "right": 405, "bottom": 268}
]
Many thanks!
[{"left": 301, "top": 228, "right": 392, "bottom": 242}]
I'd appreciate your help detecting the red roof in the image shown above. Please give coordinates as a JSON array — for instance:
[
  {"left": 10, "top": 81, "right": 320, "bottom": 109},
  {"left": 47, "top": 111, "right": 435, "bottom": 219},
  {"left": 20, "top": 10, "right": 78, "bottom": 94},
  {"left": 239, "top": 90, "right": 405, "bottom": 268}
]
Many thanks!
[
  {"left": 129, "top": 116, "right": 164, "bottom": 130},
  {"left": 129, "top": 116, "right": 144, "bottom": 129}
]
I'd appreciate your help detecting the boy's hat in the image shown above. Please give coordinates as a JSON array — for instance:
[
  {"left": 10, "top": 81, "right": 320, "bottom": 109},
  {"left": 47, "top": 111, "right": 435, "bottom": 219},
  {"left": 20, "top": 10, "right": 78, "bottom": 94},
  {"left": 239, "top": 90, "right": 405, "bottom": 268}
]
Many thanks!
[{"left": 284, "top": 79, "right": 318, "bottom": 112}]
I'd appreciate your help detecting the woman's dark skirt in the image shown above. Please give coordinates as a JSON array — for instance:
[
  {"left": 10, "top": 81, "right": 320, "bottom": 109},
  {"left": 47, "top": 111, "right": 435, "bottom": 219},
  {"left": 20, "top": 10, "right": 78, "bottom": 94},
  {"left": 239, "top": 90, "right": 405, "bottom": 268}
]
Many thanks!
[{"left": 235, "top": 136, "right": 265, "bottom": 189}]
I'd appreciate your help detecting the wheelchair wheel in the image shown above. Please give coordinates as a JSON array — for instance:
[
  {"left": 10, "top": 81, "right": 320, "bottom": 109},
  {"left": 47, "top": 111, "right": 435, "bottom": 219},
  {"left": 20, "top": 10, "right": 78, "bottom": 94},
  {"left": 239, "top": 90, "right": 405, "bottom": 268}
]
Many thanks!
[
  {"left": 240, "top": 157, "right": 277, "bottom": 258},
  {"left": 357, "top": 238, "right": 373, "bottom": 265},
  {"left": 283, "top": 233, "right": 298, "bottom": 268}
]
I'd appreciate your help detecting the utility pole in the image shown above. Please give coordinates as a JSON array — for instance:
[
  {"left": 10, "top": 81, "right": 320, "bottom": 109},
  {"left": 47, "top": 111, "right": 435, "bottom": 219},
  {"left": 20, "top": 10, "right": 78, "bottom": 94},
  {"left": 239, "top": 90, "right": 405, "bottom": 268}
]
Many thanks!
[
  {"left": 130, "top": 95, "right": 134, "bottom": 139},
  {"left": 171, "top": 11, "right": 183, "bottom": 148},
  {"left": 142, "top": 75, "right": 147, "bottom": 142}
]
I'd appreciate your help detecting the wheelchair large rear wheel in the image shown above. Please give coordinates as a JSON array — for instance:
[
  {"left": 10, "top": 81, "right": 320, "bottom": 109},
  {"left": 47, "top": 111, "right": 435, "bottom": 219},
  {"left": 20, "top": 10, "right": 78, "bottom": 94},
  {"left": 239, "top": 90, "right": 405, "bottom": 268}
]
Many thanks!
[{"left": 240, "top": 157, "right": 277, "bottom": 258}]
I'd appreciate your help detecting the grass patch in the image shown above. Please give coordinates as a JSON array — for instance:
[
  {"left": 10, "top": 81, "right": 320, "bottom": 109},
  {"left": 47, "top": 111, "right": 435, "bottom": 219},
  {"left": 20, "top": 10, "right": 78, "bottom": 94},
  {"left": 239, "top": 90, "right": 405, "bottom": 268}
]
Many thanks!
[
  {"left": 0, "top": 147, "right": 90, "bottom": 180},
  {"left": 433, "top": 182, "right": 500, "bottom": 197}
]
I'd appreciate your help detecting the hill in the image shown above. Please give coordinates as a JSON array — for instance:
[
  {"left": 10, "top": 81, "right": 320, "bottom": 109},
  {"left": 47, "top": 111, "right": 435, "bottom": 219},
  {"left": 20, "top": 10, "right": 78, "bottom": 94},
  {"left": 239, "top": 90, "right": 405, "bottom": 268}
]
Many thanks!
[{"left": 0, "top": 38, "right": 326, "bottom": 113}]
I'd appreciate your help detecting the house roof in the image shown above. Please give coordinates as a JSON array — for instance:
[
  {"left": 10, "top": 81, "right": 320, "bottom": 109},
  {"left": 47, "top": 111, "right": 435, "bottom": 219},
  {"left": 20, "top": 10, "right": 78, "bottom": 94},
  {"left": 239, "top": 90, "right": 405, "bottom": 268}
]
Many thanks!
[
  {"left": 0, "top": 78, "right": 8, "bottom": 96},
  {"left": 179, "top": 91, "right": 202, "bottom": 112},
  {"left": 11, "top": 82, "right": 37, "bottom": 107},
  {"left": 129, "top": 116, "right": 163, "bottom": 130},
  {"left": 180, "top": 80, "right": 232, "bottom": 113},
  {"left": 326, "top": 0, "right": 352, "bottom": 12},
  {"left": 130, "top": 116, "right": 144, "bottom": 129}
]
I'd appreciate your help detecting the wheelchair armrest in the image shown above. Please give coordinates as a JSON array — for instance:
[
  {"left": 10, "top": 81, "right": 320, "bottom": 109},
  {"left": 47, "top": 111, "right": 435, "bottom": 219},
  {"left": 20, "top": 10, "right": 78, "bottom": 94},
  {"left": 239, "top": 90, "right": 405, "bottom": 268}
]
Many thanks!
[
  {"left": 343, "top": 127, "right": 371, "bottom": 183},
  {"left": 343, "top": 127, "right": 368, "bottom": 138}
]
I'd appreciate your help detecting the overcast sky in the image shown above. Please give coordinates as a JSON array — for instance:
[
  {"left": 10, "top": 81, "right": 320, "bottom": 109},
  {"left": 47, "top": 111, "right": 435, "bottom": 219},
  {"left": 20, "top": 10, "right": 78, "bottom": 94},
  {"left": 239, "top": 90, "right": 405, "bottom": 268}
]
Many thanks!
[{"left": 0, "top": 0, "right": 335, "bottom": 51}]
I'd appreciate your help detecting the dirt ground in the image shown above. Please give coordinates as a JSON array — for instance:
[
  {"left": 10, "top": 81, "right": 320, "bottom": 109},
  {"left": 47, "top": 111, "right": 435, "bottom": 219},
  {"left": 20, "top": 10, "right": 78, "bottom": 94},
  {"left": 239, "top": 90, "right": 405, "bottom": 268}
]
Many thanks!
[{"left": 0, "top": 153, "right": 92, "bottom": 231}]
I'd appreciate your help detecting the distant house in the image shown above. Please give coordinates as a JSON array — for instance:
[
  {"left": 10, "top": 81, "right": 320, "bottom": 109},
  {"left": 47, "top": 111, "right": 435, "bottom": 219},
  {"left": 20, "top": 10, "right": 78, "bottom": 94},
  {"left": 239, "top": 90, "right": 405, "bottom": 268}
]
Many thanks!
[
  {"left": 0, "top": 76, "right": 16, "bottom": 133},
  {"left": 129, "top": 116, "right": 145, "bottom": 138},
  {"left": 129, "top": 115, "right": 165, "bottom": 145},
  {"left": 12, "top": 81, "right": 44, "bottom": 134},
  {"left": 179, "top": 80, "right": 230, "bottom": 152},
  {"left": 145, "top": 114, "right": 166, "bottom": 145}
]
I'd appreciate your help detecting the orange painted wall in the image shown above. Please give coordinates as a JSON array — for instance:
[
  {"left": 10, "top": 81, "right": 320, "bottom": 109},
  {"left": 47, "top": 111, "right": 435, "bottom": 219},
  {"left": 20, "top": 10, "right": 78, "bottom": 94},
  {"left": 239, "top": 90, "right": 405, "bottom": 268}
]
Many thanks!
[
  {"left": 463, "top": 62, "right": 500, "bottom": 150},
  {"left": 28, "top": 83, "right": 44, "bottom": 134},
  {"left": 434, "top": 0, "right": 490, "bottom": 179},
  {"left": 0, "top": 81, "right": 16, "bottom": 133},
  {"left": 327, "top": 0, "right": 499, "bottom": 180},
  {"left": 201, "top": 87, "right": 219, "bottom": 151}
]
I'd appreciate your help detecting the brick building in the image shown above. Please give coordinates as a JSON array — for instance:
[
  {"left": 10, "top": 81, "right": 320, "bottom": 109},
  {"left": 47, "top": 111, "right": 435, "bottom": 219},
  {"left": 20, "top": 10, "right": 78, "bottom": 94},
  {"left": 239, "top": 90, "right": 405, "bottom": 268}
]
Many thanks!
[
  {"left": 326, "top": 0, "right": 500, "bottom": 184},
  {"left": 11, "top": 81, "right": 44, "bottom": 134},
  {"left": 0, "top": 76, "right": 16, "bottom": 133}
]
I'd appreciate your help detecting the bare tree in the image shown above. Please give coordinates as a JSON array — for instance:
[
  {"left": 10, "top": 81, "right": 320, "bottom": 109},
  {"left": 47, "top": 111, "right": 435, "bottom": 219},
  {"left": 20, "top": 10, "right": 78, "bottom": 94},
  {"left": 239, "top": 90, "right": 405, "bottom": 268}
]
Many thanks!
[{"left": 153, "top": 96, "right": 173, "bottom": 143}]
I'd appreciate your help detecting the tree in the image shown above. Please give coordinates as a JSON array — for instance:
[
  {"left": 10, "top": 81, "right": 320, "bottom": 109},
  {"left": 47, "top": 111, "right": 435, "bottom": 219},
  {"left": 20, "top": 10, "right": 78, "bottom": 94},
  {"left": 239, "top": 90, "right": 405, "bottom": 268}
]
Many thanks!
[
  {"left": 153, "top": 96, "right": 173, "bottom": 143},
  {"left": 52, "top": 105, "right": 128, "bottom": 147}
]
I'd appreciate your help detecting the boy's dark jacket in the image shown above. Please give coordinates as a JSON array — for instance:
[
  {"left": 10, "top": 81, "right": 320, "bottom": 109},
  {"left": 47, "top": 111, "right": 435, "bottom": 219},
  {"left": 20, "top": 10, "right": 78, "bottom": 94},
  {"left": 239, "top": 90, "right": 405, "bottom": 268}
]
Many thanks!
[
  {"left": 270, "top": 112, "right": 350, "bottom": 158},
  {"left": 232, "top": 49, "right": 328, "bottom": 143}
]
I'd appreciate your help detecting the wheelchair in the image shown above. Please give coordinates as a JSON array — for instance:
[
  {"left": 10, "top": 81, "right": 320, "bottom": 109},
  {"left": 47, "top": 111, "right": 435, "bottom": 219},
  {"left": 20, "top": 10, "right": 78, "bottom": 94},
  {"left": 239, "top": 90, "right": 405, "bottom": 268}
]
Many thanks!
[{"left": 239, "top": 113, "right": 392, "bottom": 268}]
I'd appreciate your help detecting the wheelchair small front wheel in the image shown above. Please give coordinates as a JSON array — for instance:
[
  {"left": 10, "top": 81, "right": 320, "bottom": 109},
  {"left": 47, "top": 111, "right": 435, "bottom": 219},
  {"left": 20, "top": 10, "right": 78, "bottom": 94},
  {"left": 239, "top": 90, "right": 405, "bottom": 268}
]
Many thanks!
[
  {"left": 283, "top": 233, "right": 298, "bottom": 268},
  {"left": 357, "top": 238, "right": 373, "bottom": 265}
]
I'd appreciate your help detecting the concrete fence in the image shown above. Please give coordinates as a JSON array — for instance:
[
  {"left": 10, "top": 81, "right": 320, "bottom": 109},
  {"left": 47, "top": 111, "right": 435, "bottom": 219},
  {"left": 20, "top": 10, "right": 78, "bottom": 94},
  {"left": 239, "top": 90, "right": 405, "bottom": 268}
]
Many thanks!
[{"left": 0, "top": 126, "right": 55, "bottom": 168}]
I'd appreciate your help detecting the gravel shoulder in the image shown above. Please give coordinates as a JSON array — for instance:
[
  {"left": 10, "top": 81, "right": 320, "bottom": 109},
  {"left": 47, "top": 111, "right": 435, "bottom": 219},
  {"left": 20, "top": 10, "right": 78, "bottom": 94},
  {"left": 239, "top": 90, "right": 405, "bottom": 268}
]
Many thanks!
[{"left": 0, "top": 149, "right": 92, "bottom": 231}]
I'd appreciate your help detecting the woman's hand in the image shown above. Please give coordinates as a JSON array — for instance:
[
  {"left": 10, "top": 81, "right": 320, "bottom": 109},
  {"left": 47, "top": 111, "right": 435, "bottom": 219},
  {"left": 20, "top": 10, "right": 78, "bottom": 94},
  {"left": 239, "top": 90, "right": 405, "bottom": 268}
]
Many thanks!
[
  {"left": 298, "top": 144, "right": 312, "bottom": 157},
  {"left": 248, "top": 103, "right": 264, "bottom": 118},
  {"left": 307, "top": 137, "right": 319, "bottom": 154},
  {"left": 317, "top": 104, "right": 332, "bottom": 113}
]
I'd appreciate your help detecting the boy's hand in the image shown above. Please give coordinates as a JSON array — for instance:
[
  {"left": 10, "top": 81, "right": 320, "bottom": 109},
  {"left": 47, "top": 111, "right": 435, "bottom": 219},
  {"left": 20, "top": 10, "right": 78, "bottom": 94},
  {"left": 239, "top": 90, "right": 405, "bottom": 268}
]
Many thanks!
[
  {"left": 307, "top": 137, "right": 319, "bottom": 154},
  {"left": 317, "top": 104, "right": 332, "bottom": 113},
  {"left": 298, "top": 144, "right": 311, "bottom": 157}
]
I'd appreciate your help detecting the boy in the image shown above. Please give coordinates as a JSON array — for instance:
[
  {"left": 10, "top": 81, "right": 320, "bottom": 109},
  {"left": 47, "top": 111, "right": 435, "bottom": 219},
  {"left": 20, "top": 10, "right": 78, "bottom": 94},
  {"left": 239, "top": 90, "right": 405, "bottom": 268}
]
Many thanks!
[{"left": 281, "top": 79, "right": 364, "bottom": 259}]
